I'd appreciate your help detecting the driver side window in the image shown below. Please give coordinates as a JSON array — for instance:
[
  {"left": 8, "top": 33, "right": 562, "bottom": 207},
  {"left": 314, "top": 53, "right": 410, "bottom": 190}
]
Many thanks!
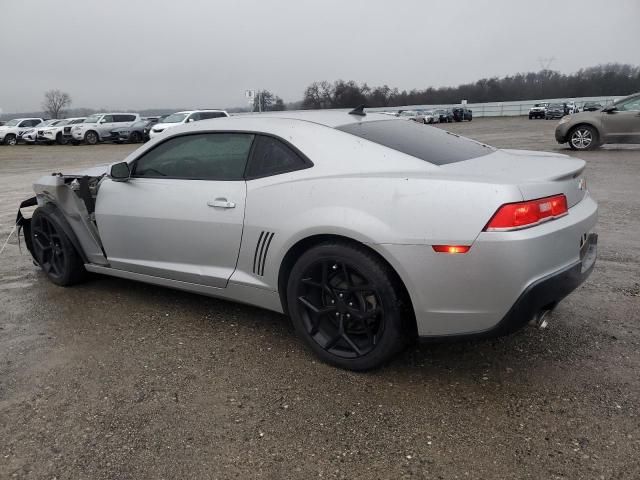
[{"left": 132, "top": 133, "right": 254, "bottom": 180}]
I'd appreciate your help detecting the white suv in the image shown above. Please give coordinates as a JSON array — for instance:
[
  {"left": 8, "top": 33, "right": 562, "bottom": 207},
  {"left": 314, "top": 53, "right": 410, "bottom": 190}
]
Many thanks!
[
  {"left": 38, "top": 117, "right": 86, "bottom": 144},
  {"left": 71, "top": 113, "right": 140, "bottom": 145},
  {"left": 149, "top": 110, "right": 229, "bottom": 139},
  {"left": 0, "top": 118, "right": 44, "bottom": 145}
]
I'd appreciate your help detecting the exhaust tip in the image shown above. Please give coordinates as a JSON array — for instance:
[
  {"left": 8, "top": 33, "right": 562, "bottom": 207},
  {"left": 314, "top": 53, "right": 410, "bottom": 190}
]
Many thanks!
[{"left": 529, "top": 309, "right": 552, "bottom": 330}]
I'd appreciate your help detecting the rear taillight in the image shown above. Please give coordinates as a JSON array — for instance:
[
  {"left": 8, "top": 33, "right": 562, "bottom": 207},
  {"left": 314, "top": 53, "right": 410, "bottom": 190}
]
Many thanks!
[{"left": 484, "top": 194, "right": 568, "bottom": 232}]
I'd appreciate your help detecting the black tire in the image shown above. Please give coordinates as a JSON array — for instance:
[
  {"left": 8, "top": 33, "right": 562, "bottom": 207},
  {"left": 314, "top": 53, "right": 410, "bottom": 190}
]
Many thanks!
[
  {"left": 529, "top": 115, "right": 533, "bottom": 119},
  {"left": 84, "top": 130, "right": 99, "bottom": 145},
  {"left": 4, "top": 134, "right": 17, "bottom": 146},
  {"left": 286, "top": 241, "right": 407, "bottom": 371},
  {"left": 56, "top": 132, "right": 68, "bottom": 145},
  {"left": 568, "top": 125, "right": 600, "bottom": 151},
  {"left": 30, "top": 206, "right": 86, "bottom": 286},
  {"left": 129, "top": 131, "right": 141, "bottom": 143}
]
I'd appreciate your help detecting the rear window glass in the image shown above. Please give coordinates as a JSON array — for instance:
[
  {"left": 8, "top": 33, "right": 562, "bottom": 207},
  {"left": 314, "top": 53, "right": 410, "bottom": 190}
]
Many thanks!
[{"left": 337, "top": 120, "right": 493, "bottom": 165}]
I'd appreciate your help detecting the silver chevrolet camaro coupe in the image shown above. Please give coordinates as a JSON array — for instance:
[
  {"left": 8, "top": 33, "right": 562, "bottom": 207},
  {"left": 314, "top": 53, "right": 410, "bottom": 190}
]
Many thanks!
[{"left": 16, "top": 108, "right": 598, "bottom": 370}]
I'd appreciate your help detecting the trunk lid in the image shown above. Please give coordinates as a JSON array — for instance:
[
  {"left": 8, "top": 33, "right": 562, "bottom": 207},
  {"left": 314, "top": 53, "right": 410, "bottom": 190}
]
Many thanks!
[{"left": 441, "top": 149, "right": 587, "bottom": 207}]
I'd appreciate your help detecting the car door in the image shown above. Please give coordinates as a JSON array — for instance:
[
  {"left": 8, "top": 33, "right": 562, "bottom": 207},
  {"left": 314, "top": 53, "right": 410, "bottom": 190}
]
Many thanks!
[
  {"left": 97, "top": 115, "right": 115, "bottom": 138},
  {"left": 601, "top": 96, "right": 640, "bottom": 142},
  {"left": 95, "top": 132, "right": 254, "bottom": 288}
]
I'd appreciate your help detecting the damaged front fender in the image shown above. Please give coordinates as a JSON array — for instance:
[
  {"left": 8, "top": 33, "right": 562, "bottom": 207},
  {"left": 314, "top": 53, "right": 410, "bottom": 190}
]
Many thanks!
[{"left": 19, "top": 172, "right": 110, "bottom": 266}]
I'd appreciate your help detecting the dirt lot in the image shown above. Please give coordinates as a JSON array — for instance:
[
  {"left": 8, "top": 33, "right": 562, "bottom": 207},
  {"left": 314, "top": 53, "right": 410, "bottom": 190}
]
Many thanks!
[{"left": 1, "top": 117, "right": 639, "bottom": 479}]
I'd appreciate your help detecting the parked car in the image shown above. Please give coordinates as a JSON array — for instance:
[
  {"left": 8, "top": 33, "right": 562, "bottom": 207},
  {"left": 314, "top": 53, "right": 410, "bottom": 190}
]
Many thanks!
[
  {"left": 71, "top": 113, "right": 141, "bottom": 145},
  {"left": 412, "top": 110, "right": 438, "bottom": 124},
  {"left": 17, "top": 109, "right": 597, "bottom": 371},
  {"left": 435, "top": 109, "right": 454, "bottom": 123},
  {"left": 545, "top": 104, "right": 565, "bottom": 120},
  {"left": 582, "top": 102, "right": 602, "bottom": 112},
  {"left": 452, "top": 107, "right": 472, "bottom": 122},
  {"left": 110, "top": 118, "right": 159, "bottom": 143},
  {"left": 38, "top": 117, "right": 86, "bottom": 145},
  {"left": 149, "top": 110, "right": 229, "bottom": 139},
  {"left": 396, "top": 110, "right": 417, "bottom": 119},
  {"left": 22, "top": 119, "right": 65, "bottom": 144},
  {"left": 529, "top": 103, "right": 548, "bottom": 119},
  {"left": 556, "top": 92, "right": 640, "bottom": 150},
  {"left": 565, "top": 101, "right": 579, "bottom": 115},
  {"left": 0, "top": 118, "right": 44, "bottom": 145}
]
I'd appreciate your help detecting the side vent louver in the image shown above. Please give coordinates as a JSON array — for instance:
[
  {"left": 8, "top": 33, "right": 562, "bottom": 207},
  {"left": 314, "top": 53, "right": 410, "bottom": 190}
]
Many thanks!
[{"left": 253, "top": 231, "right": 275, "bottom": 276}]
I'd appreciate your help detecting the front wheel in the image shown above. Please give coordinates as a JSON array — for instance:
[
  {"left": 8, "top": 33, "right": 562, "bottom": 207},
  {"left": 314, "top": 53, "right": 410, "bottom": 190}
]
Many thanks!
[
  {"left": 56, "top": 133, "right": 68, "bottom": 145},
  {"left": 84, "top": 131, "right": 99, "bottom": 145},
  {"left": 129, "top": 131, "right": 141, "bottom": 143},
  {"left": 287, "top": 242, "right": 407, "bottom": 371},
  {"left": 30, "top": 206, "right": 86, "bottom": 286},
  {"left": 4, "top": 134, "right": 17, "bottom": 145},
  {"left": 569, "top": 125, "right": 600, "bottom": 150}
]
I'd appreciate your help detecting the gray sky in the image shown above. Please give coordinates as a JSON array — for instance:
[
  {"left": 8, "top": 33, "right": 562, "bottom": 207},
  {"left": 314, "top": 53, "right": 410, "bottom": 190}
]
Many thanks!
[{"left": 1, "top": 0, "right": 638, "bottom": 113}]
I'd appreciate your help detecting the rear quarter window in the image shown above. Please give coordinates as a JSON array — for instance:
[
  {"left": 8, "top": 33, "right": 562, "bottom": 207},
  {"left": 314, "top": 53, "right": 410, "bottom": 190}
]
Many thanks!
[{"left": 337, "top": 119, "right": 493, "bottom": 165}]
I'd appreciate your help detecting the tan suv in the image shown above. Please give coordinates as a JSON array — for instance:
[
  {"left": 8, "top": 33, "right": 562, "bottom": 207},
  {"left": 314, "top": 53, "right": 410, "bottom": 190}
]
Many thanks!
[{"left": 555, "top": 93, "right": 640, "bottom": 150}]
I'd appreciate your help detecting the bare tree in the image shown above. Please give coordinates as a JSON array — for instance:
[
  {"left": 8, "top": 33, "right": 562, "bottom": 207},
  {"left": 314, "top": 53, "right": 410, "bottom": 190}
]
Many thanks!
[{"left": 42, "top": 89, "right": 72, "bottom": 118}]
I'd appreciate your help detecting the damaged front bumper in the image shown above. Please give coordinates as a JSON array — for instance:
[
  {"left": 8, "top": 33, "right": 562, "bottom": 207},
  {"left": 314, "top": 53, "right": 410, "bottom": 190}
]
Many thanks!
[{"left": 17, "top": 172, "right": 110, "bottom": 266}]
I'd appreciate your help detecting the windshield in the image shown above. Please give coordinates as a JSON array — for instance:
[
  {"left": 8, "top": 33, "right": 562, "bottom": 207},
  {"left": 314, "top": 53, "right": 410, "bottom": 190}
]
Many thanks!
[
  {"left": 337, "top": 119, "right": 494, "bottom": 166},
  {"left": 53, "top": 119, "right": 70, "bottom": 126},
  {"left": 71, "top": 118, "right": 85, "bottom": 124},
  {"left": 548, "top": 104, "right": 563, "bottom": 109},
  {"left": 84, "top": 114, "right": 102, "bottom": 123},
  {"left": 5, "top": 119, "right": 20, "bottom": 126},
  {"left": 162, "top": 113, "right": 188, "bottom": 123},
  {"left": 42, "top": 120, "right": 60, "bottom": 127}
]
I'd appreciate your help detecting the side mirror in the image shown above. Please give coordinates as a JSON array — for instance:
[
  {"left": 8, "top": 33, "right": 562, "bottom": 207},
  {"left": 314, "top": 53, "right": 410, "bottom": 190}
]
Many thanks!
[
  {"left": 110, "top": 162, "right": 130, "bottom": 182},
  {"left": 187, "top": 118, "right": 195, "bottom": 123}
]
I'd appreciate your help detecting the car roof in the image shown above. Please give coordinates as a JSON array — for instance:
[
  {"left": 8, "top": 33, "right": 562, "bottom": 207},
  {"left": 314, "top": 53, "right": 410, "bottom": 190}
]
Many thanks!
[{"left": 237, "top": 110, "right": 401, "bottom": 128}]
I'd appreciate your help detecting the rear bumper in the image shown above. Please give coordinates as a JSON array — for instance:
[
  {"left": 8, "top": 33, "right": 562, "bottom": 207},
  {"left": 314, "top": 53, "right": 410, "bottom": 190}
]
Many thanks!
[
  {"left": 376, "top": 194, "right": 598, "bottom": 337},
  {"left": 472, "top": 232, "right": 597, "bottom": 338}
]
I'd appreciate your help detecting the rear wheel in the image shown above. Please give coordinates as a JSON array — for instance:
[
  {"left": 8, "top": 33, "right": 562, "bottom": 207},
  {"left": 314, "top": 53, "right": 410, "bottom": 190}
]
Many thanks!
[
  {"left": 84, "top": 130, "right": 99, "bottom": 145},
  {"left": 287, "top": 242, "right": 407, "bottom": 371},
  {"left": 31, "top": 207, "right": 86, "bottom": 286},
  {"left": 569, "top": 125, "right": 600, "bottom": 150}
]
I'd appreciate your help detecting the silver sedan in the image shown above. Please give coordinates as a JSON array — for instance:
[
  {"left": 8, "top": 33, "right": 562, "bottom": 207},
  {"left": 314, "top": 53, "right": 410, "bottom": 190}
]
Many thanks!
[{"left": 17, "top": 109, "right": 598, "bottom": 370}]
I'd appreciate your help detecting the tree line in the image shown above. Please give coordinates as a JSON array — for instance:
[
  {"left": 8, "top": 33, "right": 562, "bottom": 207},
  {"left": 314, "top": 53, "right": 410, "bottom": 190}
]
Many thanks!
[{"left": 300, "top": 63, "right": 640, "bottom": 109}]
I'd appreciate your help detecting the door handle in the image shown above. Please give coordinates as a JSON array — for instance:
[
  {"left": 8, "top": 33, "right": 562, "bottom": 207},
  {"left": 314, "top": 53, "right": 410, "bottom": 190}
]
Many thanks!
[{"left": 208, "top": 198, "right": 236, "bottom": 208}]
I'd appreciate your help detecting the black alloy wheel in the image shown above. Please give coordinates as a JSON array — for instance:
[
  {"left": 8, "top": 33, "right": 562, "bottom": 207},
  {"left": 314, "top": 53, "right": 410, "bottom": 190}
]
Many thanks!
[
  {"left": 31, "top": 207, "right": 86, "bottom": 286},
  {"left": 287, "top": 242, "right": 406, "bottom": 370}
]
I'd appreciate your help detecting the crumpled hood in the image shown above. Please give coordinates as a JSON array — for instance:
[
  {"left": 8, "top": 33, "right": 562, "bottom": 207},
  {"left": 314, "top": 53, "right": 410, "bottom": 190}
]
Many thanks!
[{"left": 58, "top": 164, "right": 111, "bottom": 177}]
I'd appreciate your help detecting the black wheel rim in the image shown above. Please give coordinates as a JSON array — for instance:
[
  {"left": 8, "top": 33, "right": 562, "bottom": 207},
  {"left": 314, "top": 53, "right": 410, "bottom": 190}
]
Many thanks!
[
  {"left": 87, "top": 132, "right": 96, "bottom": 144},
  {"left": 32, "top": 215, "right": 66, "bottom": 280},
  {"left": 296, "top": 260, "right": 385, "bottom": 359}
]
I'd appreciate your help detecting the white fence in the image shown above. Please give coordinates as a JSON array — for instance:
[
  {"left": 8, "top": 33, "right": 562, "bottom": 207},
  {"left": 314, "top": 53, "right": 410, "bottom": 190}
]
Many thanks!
[{"left": 365, "top": 95, "right": 624, "bottom": 117}]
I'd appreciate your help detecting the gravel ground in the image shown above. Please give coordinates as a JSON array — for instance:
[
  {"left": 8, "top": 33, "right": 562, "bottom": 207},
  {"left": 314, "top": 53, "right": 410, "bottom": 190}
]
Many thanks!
[{"left": 1, "top": 117, "right": 639, "bottom": 479}]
